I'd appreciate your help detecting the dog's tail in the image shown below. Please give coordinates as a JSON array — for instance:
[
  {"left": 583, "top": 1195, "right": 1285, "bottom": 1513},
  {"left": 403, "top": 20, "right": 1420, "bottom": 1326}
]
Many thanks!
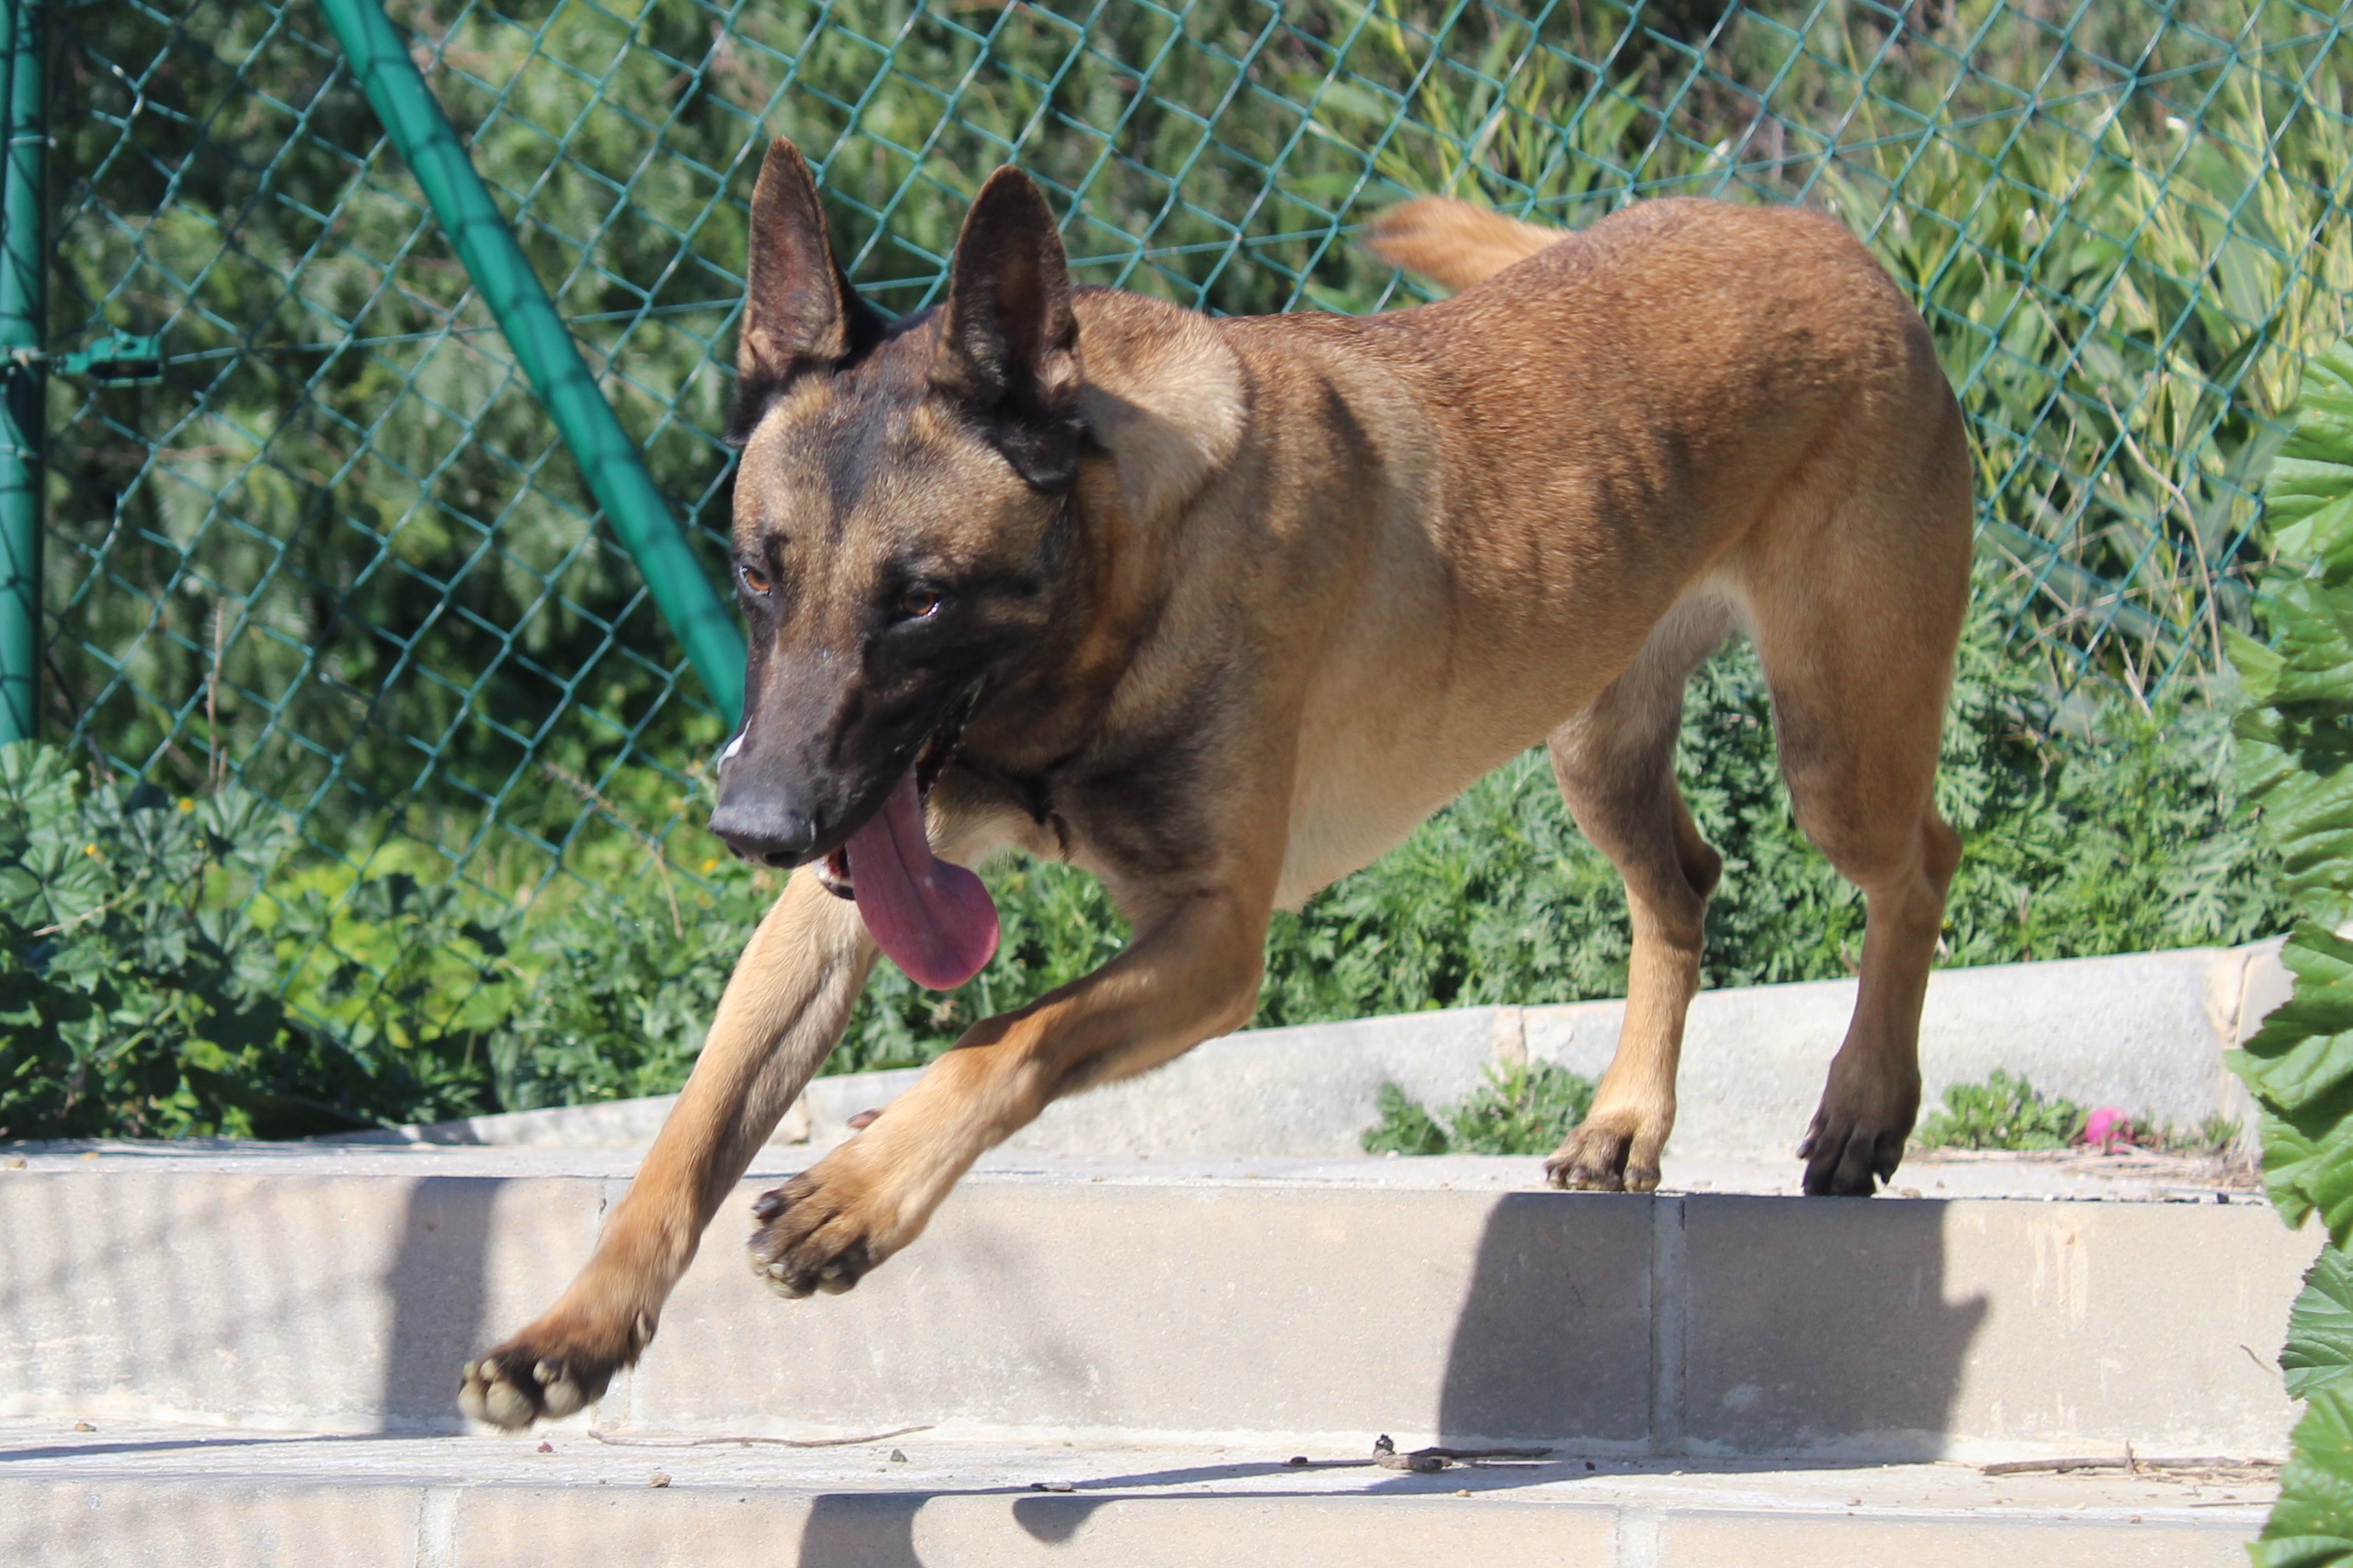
[{"left": 1365, "top": 196, "right": 1560, "bottom": 292}]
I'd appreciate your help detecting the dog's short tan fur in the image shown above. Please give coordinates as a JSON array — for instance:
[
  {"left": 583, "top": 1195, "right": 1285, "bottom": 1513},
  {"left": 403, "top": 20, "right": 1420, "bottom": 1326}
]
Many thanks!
[{"left": 457, "top": 148, "right": 1971, "bottom": 1429}]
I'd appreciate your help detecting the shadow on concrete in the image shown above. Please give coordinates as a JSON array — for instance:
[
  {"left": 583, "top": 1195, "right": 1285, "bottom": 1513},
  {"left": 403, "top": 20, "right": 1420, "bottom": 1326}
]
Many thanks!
[
  {"left": 1666, "top": 1194, "right": 1991, "bottom": 1458},
  {"left": 1434, "top": 1191, "right": 1989, "bottom": 1465},
  {"left": 378, "top": 1177, "right": 500, "bottom": 1433},
  {"left": 797, "top": 1495, "right": 926, "bottom": 1567},
  {"left": 1433, "top": 1191, "right": 1643, "bottom": 1446},
  {"left": 782, "top": 1188, "right": 1996, "bottom": 1556},
  {"left": 1008, "top": 1494, "right": 1112, "bottom": 1542},
  {"left": 0, "top": 1433, "right": 399, "bottom": 1462}
]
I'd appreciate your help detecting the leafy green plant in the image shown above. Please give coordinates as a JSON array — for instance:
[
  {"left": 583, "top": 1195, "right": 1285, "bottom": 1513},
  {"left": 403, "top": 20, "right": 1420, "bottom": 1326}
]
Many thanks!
[
  {"left": 1361, "top": 1083, "right": 1452, "bottom": 1156},
  {"left": 1913, "top": 1070, "right": 2085, "bottom": 1152},
  {"left": 0, "top": 742, "right": 475, "bottom": 1140},
  {"left": 1361, "top": 1061, "right": 1596, "bottom": 1157},
  {"left": 0, "top": 571, "right": 2299, "bottom": 1140},
  {"left": 2268, "top": 1251, "right": 2353, "bottom": 1565},
  {"left": 2226, "top": 339, "right": 2353, "bottom": 1564},
  {"left": 43, "top": 0, "right": 2343, "bottom": 1093},
  {"left": 2134, "top": 1114, "right": 2250, "bottom": 1161}
]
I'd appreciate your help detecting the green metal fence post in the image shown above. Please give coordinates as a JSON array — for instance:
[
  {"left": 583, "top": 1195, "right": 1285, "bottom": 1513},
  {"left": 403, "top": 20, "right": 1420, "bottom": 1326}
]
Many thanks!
[
  {"left": 0, "top": 0, "right": 41, "bottom": 745},
  {"left": 315, "top": 0, "right": 745, "bottom": 725}
]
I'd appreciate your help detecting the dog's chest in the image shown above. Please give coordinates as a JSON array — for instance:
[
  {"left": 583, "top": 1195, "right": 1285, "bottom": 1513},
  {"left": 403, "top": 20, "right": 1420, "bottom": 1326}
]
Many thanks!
[{"left": 1274, "top": 724, "right": 1498, "bottom": 910}]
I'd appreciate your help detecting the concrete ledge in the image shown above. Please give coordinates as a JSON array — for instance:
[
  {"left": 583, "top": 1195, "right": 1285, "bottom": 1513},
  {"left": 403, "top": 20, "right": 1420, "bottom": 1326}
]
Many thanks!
[
  {"left": 0, "top": 1151, "right": 2311, "bottom": 1459},
  {"left": 338, "top": 943, "right": 2282, "bottom": 1161},
  {"left": 0, "top": 1423, "right": 2270, "bottom": 1568}
]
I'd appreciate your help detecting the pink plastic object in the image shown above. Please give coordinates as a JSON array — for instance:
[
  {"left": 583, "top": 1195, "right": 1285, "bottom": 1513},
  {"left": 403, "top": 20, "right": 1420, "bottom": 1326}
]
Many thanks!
[{"left": 2081, "top": 1107, "right": 2133, "bottom": 1153}]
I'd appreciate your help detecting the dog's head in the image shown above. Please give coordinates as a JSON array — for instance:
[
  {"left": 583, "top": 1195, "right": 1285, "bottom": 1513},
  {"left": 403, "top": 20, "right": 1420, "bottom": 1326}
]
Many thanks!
[{"left": 709, "top": 140, "right": 1086, "bottom": 870}]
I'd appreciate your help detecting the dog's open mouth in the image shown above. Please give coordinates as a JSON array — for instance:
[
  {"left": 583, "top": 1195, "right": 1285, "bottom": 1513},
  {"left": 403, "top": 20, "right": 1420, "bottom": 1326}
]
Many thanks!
[
  {"left": 815, "top": 708, "right": 968, "bottom": 902},
  {"left": 819, "top": 701, "right": 997, "bottom": 992}
]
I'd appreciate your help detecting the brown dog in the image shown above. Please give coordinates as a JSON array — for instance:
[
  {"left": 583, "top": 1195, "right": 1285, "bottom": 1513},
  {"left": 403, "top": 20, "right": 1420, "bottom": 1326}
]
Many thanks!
[{"left": 457, "top": 140, "right": 1971, "bottom": 1428}]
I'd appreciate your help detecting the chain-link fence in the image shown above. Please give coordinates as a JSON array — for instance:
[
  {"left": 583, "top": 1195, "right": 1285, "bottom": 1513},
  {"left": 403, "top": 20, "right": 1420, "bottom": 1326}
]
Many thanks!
[{"left": 31, "top": 0, "right": 2353, "bottom": 1100}]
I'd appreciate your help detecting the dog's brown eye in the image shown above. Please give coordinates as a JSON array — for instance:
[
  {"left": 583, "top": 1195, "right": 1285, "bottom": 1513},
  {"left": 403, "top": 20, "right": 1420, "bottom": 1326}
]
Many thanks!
[
  {"left": 741, "top": 565, "right": 771, "bottom": 596},
  {"left": 899, "top": 587, "right": 943, "bottom": 621}
]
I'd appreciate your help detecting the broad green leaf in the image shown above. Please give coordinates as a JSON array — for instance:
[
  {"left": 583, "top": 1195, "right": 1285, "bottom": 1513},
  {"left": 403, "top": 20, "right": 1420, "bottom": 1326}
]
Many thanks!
[
  {"left": 2239, "top": 628, "right": 2290, "bottom": 705},
  {"left": 2280, "top": 494, "right": 2353, "bottom": 587},
  {"left": 2257, "top": 1383, "right": 2353, "bottom": 1568},
  {"left": 2271, "top": 343, "right": 2353, "bottom": 541},
  {"left": 2238, "top": 340, "right": 2353, "bottom": 1301},
  {"left": 2261, "top": 1111, "right": 2324, "bottom": 1230},
  {"left": 2286, "top": 1247, "right": 2353, "bottom": 1402},
  {"left": 2236, "top": 930, "right": 2353, "bottom": 1112},
  {"left": 2264, "top": 1100, "right": 2353, "bottom": 1250},
  {"left": 0, "top": 740, "right": 80, "bottom": 846}
]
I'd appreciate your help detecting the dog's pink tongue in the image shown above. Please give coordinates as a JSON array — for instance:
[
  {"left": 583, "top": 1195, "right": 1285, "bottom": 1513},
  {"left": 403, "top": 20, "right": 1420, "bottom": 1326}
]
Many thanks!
[{"left": 843, "top": 772, "right": 999, "bottom": 990}]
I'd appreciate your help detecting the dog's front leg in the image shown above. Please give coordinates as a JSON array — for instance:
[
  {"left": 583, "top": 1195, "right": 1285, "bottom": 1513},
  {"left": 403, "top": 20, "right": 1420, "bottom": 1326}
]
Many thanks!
[
  {"left": 746, "top": 881, "right": 1271, "bottom": 1299},
  {"left": 459, "top": 868, "right": 873, "bottom": 1428}
]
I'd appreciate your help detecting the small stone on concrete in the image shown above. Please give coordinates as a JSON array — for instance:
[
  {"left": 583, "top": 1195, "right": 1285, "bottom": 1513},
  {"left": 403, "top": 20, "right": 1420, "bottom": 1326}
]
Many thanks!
[{"left": 648, "top": 1472, "right": 670, "bottom": 1488}]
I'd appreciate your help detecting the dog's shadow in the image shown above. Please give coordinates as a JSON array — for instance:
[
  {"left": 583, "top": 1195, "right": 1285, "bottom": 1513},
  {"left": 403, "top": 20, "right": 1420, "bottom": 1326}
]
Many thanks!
[
  {"left": 1436, "top": 1191, "right": 1987, "bottom": 1458},
  {"left": 787, "top": 1190, "right": 1987, "bottom": 1565}
]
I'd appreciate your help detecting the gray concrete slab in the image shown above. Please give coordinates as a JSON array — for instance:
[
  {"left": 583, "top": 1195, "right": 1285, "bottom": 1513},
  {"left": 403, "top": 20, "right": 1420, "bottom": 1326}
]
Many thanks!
[
  {"left": 0, "top": 1419, "right": 2273, "bottom": 1567},
  {"left": 1531, "top": 942, "right": 2277, "bottom": 1158},
  {"left": 334, "top": 942, "right": 2282, "bottom": 1163},
  {"left": 6, "top": 1142, "right": 2255, "bottom": 1197},
  {"left": 1677, "top": 1195, "right": 2305, "bottom": 1460},
  {"left": 0, "top": 1151, "right": 2314, "bottom": 1460}
]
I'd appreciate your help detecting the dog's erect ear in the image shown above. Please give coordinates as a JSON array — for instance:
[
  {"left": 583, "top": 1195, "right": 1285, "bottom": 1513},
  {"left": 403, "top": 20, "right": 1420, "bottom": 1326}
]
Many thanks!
[
  {"left": 729, "top": 138, "right": 885, "bottom": 445},
  {"left": 931, "top": 167, "right": 1083, "bottom": 489}
]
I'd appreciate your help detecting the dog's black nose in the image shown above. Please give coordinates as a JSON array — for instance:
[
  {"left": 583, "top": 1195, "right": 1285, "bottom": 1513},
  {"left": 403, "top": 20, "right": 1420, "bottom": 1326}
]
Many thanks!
[{"left": 709, "top": 796, "right": 817, "bottom": 865}]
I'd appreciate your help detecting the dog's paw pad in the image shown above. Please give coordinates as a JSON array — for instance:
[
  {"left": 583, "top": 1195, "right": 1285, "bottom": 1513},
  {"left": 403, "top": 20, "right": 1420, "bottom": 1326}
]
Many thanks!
[
  {"left": 533, "top": 1360, "right": 587, "bottom": 1418},
  {"left": 457, "top": 1332, "right": 629, "bottom": 1429},
  {"left": 748, "top": 1174, "right": 885, "bottom": 1300},
  {"left": 458, "top": 1357, "right": 545, "bottom": 1429}
]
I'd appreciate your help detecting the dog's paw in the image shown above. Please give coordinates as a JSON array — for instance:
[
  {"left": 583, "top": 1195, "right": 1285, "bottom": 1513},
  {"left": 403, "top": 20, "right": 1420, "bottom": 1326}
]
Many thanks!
[
  {"left": 1544, "top": 1112, "right": 1665, "bottom": 1193},
  {"left": 1796, "top": 1112, "right": 1908, "bottom": 1196},
  {"left": 457, "top": 1311, "right": 650, "bottom": 1430},
  {"left": 748, "top": 1154, "right": 908, "bottom": 1300},
  {"left": 1797, "top": 1068, "right": 1917, "bottom": 1196}
]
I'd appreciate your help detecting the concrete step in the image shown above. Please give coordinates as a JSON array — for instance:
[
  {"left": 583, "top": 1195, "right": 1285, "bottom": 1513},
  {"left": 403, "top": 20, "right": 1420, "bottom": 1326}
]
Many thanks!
[
  {"left": 6, "top": 945, "right": 2302, "bottom": 1560},
  {"left": 0, "top": 1146, "right": 2310, "bottom": 1463},
  {"left": 338, "top": 943, "right": 2282, "bottom": 1163},
  {"left": 0, "top": 1418, "right": 2276, "bottom": 1567}
]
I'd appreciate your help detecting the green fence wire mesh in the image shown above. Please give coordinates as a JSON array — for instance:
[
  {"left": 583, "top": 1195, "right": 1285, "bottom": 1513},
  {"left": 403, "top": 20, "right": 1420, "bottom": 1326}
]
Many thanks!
[{"left": 35, "top": 0, "right": 2353, "bottom": 1102}]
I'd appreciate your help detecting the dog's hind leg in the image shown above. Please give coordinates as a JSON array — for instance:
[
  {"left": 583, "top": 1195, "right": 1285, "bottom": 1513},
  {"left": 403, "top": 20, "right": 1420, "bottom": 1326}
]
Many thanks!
[
  {"left": 1543, "top": 594, "right": 1731, "bottom": 1193},
  {"left": 457, "top": 866, "right": 875, "bottom": 1428},
  {"left": 1741, "top": 440, "right": 1971, "bottom": 1195}
]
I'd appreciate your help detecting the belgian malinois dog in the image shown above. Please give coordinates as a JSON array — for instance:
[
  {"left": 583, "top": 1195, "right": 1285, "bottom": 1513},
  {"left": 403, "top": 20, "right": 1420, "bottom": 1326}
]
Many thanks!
[{"left": 457, "top": 138, "right": 1971, "bottom": 1427}]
